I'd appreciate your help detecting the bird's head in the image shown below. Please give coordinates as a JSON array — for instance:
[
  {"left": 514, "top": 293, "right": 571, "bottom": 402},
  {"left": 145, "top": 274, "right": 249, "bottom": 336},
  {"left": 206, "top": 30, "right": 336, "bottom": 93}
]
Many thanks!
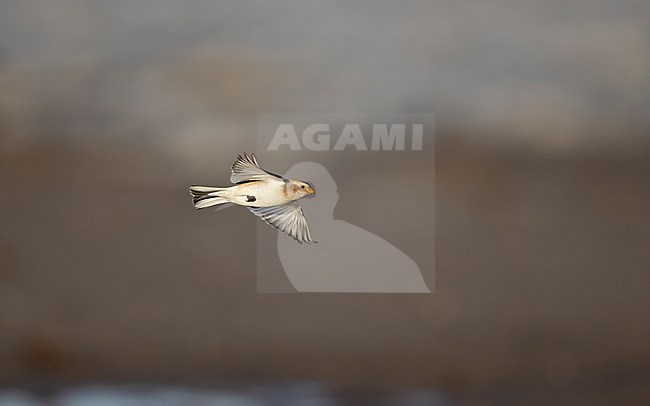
[{"left": 290, "top": 180, "right": 315, "bottom": 197}]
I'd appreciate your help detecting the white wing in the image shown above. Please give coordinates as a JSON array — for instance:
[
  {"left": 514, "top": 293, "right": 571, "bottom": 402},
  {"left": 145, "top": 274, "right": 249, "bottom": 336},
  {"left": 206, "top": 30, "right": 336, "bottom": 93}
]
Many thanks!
[
  {"left": 248, "top": 202, "right": 316, "bottom": 244},
  {"left": 230, "top": 153, "right": 282, "bottom": 184}
]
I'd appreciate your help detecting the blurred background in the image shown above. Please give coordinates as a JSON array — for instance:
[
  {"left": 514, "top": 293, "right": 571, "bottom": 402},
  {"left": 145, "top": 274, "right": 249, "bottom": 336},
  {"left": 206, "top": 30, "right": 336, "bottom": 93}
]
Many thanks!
[{"left": 0, "top": 1, "right": 648, "bottom": 404}]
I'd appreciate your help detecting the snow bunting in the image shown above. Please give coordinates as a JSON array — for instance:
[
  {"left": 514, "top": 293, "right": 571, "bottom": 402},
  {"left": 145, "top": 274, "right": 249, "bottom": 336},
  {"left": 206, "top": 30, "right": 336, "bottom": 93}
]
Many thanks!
[{"left": 190, "top": 153, "right": 316, "bottom": 244}]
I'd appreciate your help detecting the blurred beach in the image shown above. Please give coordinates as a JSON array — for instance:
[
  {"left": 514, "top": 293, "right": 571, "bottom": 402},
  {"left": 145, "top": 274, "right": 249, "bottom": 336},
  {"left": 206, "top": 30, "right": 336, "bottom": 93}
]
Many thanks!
[{"left": 0, "top": 1, "right": 649, "bottom": 404}]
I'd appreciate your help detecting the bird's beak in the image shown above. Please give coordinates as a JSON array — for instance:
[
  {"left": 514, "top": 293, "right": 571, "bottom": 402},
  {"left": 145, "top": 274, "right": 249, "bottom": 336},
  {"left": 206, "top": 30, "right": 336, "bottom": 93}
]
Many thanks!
[{"left": 306, "top": 186, "right": 315, "bottom": 195}]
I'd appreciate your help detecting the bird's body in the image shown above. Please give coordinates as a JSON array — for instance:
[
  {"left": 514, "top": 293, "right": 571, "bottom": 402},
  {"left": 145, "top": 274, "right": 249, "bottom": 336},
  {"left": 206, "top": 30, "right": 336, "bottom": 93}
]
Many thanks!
[
  {"left": 219, "top": 178, "right": 289, "bottom": 207},
  {"left": 189, "top": 153, "right": 316, "bottom": 244}
]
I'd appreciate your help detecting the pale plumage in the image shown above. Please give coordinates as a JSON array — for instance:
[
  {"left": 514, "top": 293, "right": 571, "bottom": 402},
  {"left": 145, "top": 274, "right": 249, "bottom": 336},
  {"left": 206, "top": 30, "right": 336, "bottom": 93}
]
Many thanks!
[{"left": 190, "top": 153, "right": 316, "bottom": 244}]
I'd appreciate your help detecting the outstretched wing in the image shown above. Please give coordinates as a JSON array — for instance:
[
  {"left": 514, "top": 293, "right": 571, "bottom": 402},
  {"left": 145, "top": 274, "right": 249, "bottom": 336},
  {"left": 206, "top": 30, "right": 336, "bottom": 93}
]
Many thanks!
[
  {"left": 248, "top": 202, "right": 316, "bottom": 244},
  {"left": 231, "top": 153, "right": 282, "bottom": 184}
]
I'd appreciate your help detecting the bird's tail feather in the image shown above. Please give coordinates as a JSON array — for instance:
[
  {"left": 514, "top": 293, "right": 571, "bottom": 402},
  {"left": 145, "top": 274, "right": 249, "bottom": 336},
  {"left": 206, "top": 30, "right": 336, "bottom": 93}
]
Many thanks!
[{"left": 189, "top": 186, "right": 229, "bottom": 209}]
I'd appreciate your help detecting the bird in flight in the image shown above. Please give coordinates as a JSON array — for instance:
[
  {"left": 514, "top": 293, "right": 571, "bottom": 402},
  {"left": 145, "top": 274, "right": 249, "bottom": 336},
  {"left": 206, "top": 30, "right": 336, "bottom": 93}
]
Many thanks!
[{"left": 190, "top": 153, "right": 316, "bottom": 244}]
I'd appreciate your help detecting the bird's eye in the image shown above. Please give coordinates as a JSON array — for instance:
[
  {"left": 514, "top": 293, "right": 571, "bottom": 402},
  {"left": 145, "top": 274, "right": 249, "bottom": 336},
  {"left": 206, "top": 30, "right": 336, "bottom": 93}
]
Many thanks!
[{"left": 301, "top": 185, "right": 305, "bottom": 189}]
